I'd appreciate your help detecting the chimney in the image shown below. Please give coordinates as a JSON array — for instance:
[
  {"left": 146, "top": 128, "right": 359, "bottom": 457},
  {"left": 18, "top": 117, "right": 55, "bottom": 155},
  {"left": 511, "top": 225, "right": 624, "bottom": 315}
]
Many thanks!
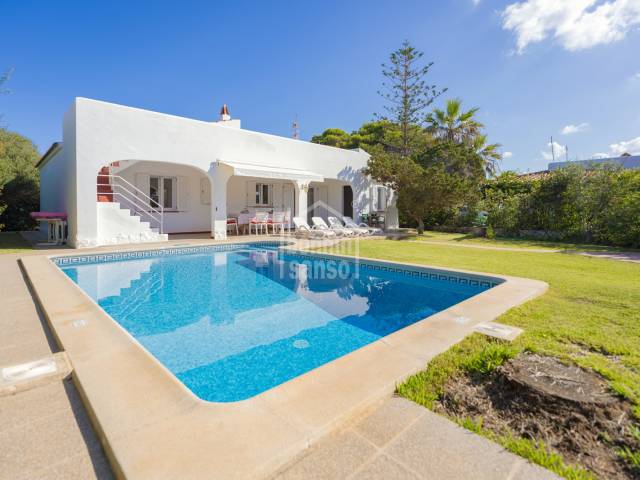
[
  {"left": 220, "top": 104, "right": 231, "bottom": 121},
  {"left": 214, "top": 103, "right": 241, "bottom": 128}
]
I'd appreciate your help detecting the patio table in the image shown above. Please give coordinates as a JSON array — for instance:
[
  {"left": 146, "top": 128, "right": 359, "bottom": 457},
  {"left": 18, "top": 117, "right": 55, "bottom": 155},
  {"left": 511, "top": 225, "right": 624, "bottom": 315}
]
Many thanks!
[
  {"left": 237, "top": 213, "right": 254, "bottom": 234},
  {"left": 232, "top": 211, "right": 292, "bottom": 235}
]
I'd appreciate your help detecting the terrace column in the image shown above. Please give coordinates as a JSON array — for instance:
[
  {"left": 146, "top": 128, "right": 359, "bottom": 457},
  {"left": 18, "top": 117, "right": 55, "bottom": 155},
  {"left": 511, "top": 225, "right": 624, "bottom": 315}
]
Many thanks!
[
  {"left": 208, "top": 162, "right": 233, "bottom": 240},
  {"left": 294, "top": 180, "right": 309, "bottom": 220}
]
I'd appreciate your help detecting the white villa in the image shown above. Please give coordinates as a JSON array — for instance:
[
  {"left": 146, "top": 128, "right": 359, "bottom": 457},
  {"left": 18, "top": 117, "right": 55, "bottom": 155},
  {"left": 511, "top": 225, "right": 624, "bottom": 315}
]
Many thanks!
[{"left": 37, "top": 98, "right": 393, "bottom": 248}]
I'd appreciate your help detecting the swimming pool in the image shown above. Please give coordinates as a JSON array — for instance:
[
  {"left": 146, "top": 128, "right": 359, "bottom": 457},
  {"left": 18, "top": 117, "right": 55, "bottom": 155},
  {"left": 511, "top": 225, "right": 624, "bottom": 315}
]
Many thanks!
[{"left": 55, "top": 242, "right": 500, "bottom": 402}]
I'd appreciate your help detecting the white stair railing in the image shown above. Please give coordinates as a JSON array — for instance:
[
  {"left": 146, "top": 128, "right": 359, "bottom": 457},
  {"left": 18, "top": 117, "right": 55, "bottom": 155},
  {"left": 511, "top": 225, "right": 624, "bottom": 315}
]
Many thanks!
[{"left": 97, "top": 174, "right": 164, "bottom": 233}]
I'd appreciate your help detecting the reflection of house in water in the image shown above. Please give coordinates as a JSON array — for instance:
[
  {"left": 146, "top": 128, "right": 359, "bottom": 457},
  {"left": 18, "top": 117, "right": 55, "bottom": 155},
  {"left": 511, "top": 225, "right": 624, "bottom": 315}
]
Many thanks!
[
  {"left": 72, "top": 258, "right": 156, "bottom": 301},
  {"left": 244, "top": 251, "right": 485, "bottom": 335}
]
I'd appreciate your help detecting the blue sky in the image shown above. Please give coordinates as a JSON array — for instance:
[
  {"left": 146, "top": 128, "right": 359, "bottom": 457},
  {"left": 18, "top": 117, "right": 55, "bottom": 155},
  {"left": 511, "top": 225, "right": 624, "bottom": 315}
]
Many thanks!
[{"left": 2, "top": 0, "right": 639, "bottom": 172}]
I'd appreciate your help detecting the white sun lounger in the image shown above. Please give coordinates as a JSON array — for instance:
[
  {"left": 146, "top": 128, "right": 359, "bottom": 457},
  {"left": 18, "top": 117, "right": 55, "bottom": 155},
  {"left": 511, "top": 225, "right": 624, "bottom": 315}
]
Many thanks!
[
  {"left": 343, "top": 216, "right": 383, "bottom": 235},
  {"left": 293, "top": 217, "right": 336, "bottom": 239},
  {"left": 312, "top": 216, "right": 353, "bottom": 237},
  {"left": 328, "top": 216, "right": 368, "bottom": 236}
]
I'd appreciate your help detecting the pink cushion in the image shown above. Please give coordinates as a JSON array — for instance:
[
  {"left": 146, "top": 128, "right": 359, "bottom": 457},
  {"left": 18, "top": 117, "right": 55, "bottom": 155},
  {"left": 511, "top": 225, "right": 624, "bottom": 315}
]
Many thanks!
[{"left": 30, "top": 212, "right": 67, "bottom": 220}]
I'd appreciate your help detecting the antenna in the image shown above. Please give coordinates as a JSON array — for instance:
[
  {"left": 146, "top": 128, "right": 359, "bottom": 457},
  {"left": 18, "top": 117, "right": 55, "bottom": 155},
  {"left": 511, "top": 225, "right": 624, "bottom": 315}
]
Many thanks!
[
  {"left": 565, "top": 145, "right": 569, "bottom": 162},
  {"left": 292, "top": 115, "right": 300, "bottom": 140},
  {"left": 550, "top": 136, "right": 555, "bottom": 162}
]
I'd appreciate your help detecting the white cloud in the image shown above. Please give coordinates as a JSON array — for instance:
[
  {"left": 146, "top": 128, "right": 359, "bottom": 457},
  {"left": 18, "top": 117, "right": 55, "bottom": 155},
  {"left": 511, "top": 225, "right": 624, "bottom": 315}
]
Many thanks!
[
  {"left": 610, "top": 136, "right": 640, "bottom": 155},
  {"left": 541, "top": 141, "right": 566, "bottom": 161},
  {"left": 502, "top": 0, "right": 640, "bottom": 54},
  {"left": 592, "top": 152, "right": 611, "bottom": 158},
  {"left": 472, "top": 0, "right": 482, "bottom": 5},
  {"left": 503, "top": 151, "right": 513, "bottom": 158},
  {"left": 561, "top": 122, "right": 590, "bottom": 135}
]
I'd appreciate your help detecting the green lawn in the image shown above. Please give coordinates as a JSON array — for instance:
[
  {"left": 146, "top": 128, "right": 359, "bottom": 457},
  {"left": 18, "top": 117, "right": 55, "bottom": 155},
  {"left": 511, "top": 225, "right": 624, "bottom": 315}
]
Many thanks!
[
  {"left": 321, "top": 237, "right": 640, "bottom": 478},
  {"left": 409, "top": 230, "right": 631, "bottom": 252},
  {"left": 0, "top": 232, "right": 32, "bottom": 253}
]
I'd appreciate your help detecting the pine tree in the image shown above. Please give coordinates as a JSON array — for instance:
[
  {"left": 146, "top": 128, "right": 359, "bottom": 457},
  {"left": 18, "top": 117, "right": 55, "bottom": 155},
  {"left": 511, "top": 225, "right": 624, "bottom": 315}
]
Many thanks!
[{"left": 377, "top": 40, "right": 446, "bottom": 157}]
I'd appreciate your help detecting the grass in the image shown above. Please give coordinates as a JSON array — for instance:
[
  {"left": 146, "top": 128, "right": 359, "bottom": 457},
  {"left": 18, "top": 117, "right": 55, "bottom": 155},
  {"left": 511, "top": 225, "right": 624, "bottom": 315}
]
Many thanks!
[
  {"left": 461, "top": 417, "right": 595, "bottom": 480},
  {"left": 319, "top": 235, "right": 640, "bottom": 477},
  {"left": 616, "top": 425, "right": 640, "bottom": 475},
  {"left": 408, "top": 230, "right": 633, "bottom": 252},
  {"left": 0, "top": 232, "right": 32, "bottom": 253}
]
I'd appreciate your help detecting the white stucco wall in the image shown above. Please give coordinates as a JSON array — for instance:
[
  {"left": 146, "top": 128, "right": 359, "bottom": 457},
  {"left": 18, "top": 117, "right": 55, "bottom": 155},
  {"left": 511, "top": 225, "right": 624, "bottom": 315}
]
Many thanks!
[
  {"left": 54, "top": 97, "right": 376, "bottom": 246},
  {"left": 39, "top": 149, "right": 67, "bottom": 214},
  {"left": 63, "top": 105, "right": 80, "bottom": 244},
  {"left": 38, "top": 147, "right": 69, "bottom": 236}
]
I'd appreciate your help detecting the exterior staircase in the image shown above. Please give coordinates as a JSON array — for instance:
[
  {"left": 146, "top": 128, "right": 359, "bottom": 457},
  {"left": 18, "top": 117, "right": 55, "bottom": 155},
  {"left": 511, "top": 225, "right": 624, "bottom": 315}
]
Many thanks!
[
  {"left": 96, "top": 165, "right": 168, "bottom": 246},
  {"left": 97, "top": 166, "right": 114, "bottom": 202}
]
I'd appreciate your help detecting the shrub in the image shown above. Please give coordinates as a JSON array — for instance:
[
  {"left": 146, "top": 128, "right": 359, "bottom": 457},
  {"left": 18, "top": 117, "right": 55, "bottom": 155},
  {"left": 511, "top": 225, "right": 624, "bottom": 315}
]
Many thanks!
[
  {"left": 0, "top": 129, "right": 40, "bottom": 231},
  {"left": 479, "top": 168, "right": 640, "bottom": 248}
]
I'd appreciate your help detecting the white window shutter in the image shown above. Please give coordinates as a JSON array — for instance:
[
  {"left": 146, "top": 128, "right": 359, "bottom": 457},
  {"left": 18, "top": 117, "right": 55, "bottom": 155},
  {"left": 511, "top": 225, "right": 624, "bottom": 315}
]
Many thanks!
[
  {"left": 246, "top": 181, "right": 257, "bottom": 205},
  {"left": 200, "top": 177, "right": 211, "bottom": 205},
  {"left": 135, "top": 173, "right": 151, "bottom": 204},
  {"left": 272, "top": 184, "right": 283, "bottom": 209},
  {"left": 268, "top": 184, "right": 274, "bottom": 206},
  {"left": 177, "top": 176, "right": 190, "bottom": 211}
]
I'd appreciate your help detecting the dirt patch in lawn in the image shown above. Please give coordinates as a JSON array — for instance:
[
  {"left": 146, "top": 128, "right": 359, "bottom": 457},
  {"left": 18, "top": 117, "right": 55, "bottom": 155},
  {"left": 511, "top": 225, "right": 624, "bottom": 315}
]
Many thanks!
[{"left": 434, "top": 353, "right": 640, "bottom": 479}]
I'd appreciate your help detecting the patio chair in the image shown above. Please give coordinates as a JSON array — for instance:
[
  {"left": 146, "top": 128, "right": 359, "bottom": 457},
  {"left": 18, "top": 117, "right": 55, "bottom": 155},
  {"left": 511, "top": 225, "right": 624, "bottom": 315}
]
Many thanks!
[
  {"left": 270, "top": 211, "right": 286, "bottom": 234},
  {"left": 328, "top": 216, "right": 368, "bottom": 236},
  {"left": 343, "top": 216, "right": 383, "bottom": 235},
  {"left": 283, "top": 210, "right": 292, "bottom": 233},
  {"left": 249, "top": 211, "right": 269, "bottom": 235},
  {"left": 226, "top": 217, "right": 239, "bottom": 236},
  {"left": 292, "top": 217, "right": 336, "bottom": 239},
  {"left": 312, "top": 216, "right": 352, "bottom": 237}
]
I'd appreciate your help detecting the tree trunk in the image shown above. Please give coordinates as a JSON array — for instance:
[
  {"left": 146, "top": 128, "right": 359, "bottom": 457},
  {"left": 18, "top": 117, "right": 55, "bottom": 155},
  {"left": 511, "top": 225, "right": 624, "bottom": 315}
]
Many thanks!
[{"left": 416, "top": 217, "right": 425, "bottom": 235}]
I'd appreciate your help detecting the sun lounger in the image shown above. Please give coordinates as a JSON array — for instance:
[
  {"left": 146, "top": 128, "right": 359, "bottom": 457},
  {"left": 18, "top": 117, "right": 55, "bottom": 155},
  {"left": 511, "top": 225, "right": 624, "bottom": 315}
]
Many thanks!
[
  {"left": 343, "top": 216, "right": 383, "bottom": 235},
  {"left": 328, "top": 216, "right": 368, "bottom": 236},
  {"left": 312, "top": 216, "right": 353, "bottom": 236},
  {"left": 293, "top": 217, "right": 336, "bottom": 239}
]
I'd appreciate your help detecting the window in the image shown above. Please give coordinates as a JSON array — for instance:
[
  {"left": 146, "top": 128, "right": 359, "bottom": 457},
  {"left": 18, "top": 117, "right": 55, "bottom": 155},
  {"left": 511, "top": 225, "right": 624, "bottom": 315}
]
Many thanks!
[
  {"left": 150, "top": 177, "right": 160, "bottom": 208},
  {"left": 255, "top": 183, "right": 272, "bottom": 206},
  {"left": 150, "top": 176, "right": 177, "bottom": 210}
]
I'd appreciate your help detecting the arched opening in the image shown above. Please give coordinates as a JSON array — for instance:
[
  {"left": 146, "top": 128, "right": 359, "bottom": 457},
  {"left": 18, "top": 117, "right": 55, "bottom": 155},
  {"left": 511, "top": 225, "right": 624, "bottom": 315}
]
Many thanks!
[{"left": 96, "top": 160, "right": 212, "bottom": 236}]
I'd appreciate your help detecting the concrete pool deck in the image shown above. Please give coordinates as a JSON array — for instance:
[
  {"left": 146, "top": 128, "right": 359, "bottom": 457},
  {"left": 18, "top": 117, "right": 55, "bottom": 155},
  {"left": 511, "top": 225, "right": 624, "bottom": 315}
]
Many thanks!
[
  {"left": 272, "top": 396, "right": 559, "bottom": 480},
  {"left": 0, "top": 251, "right": 114, "bottom": 480},
  {"left": 15, "top": 236, "right": 549, "bottom": 479}
]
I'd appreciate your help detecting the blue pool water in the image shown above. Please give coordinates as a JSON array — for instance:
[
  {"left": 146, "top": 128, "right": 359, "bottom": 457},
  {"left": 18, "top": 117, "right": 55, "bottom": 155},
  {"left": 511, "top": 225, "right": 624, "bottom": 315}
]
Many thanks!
[{"left": 57, "top": 244, "right": 497, "bottom": 402}]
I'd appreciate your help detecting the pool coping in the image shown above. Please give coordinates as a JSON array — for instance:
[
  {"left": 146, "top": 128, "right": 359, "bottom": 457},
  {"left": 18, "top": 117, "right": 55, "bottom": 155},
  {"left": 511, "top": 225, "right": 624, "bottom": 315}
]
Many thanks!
[{"left": 20, "top": 240, "right": 548, "bottom": 480}]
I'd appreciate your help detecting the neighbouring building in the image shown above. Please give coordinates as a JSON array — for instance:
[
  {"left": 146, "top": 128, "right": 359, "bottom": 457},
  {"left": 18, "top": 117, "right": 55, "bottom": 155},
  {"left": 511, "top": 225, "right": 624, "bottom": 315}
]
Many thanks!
[{"left": 548, "top": 153, "right": 640, "bottom": 171}]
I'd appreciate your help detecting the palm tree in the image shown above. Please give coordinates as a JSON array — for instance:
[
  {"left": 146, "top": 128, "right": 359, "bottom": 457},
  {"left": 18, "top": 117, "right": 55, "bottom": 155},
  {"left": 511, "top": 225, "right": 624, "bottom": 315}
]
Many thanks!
[
  {"left": 426, "top": 98, "right": 483, "bottom": 143},
  {"left": 427, "top": 99, "right": 501, "bottom": 177},
  {"left": 473, "top": 134, "right": 502, "bottom": 177}
]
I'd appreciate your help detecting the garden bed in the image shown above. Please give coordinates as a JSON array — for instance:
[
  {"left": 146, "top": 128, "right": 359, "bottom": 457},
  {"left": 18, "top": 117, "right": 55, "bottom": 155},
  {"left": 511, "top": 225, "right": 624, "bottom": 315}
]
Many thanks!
[{"left": 434, "top": 353, "right": 640, "bottom": 479}]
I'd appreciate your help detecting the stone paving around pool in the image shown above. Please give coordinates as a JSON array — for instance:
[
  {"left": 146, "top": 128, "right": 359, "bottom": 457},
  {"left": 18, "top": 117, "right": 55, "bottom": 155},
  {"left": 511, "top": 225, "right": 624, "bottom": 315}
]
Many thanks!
[
  {"left": 0, "top": 252, "right": 113, "bottom": 480},
  {"left": 2, "top": 235, "right": 553, "bottom": 479},
  {"left": 272, "top": 396, "right": 560, "bottom": 480}
]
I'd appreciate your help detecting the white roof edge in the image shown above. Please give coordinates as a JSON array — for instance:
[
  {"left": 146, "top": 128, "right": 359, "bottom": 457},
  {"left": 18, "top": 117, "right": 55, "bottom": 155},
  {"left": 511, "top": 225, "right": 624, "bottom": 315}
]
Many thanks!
[
  {"left": 217, "top": 160, "right": 324, "bottom": 182},
  {"left": 73, "top": 97, "right": 367, "bottom": 158},
  {"left": 36, "top": 142, "right": 63, "bottom": 169}
]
